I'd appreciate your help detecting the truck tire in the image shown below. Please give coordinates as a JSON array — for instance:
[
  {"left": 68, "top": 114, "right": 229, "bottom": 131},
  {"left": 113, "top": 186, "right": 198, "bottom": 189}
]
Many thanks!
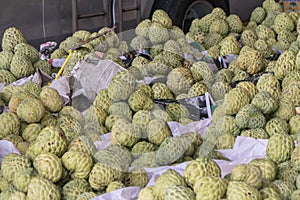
[{"left": 151, "top": 0, "right": 229, "bottom": 32}]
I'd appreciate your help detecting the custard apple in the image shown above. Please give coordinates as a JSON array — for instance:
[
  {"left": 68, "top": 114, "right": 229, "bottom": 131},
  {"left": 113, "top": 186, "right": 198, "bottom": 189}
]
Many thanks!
[
  {"left": 1, "top": 27, "right": 26, "bottom": 51},
  {"left": 266, "top": 133, "right": 294, "bottom": 163},
  {"left": 27, "top": 176, "right": 61, "bottom": 200},
  {"left": 33, "top": 152, "right": 62, "bottom": 182}
]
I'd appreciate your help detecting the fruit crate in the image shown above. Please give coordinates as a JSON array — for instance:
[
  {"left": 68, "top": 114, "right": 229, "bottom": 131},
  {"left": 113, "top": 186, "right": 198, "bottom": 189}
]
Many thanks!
[{"left": 283, "top": 0, "right": 300, "bottom": 13}]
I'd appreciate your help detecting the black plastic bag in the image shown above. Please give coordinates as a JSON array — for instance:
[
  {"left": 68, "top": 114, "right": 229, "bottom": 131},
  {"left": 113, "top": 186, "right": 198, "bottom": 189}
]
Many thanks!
[{"left": 154, "top": 94, "right": 212, "bottom": 121}]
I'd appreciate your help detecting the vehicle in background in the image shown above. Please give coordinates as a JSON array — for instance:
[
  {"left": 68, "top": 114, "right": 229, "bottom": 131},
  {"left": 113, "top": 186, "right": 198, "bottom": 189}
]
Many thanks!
[{"left": 0, "top": 0, "right": 264, "bottom": 49}]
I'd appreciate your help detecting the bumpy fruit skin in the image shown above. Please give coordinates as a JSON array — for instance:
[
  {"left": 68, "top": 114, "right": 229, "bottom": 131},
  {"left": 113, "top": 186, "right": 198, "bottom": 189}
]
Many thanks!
[
  {"left": 108, "top": 70, "right": 136, "bottom": 102},
  {"left": 68, "top": 135, "right": 96, "bottom": 155},
  {"left": 61, "top": 150, "right": 93, "bottom": 179},
  {"left": 254, "top": 39, "right": 273, "bottom": 58},
  {"left": 12, "top": 167, "right": 34, "bottom": 193},
  {"left": 0, "top": 186, "right": 27, "bottom": 200},
  {"left": 281, "top": 80, "right": 300, "bottom": 107},
  {"left": 266, "top": 133, "right": 294, "bottom": 163},
  {"left": 274, "top": 12, "right": 295, "bottom": 34},
  {"left": 190, "top": 61, "right": 214, "bottom": 83},
  {"left": 0, "top": 154, "right": 31, "bottom": 182},
  {"left": 250, "top": 7, "right": 266, "bottom": 24},
  {"left": 188, "top": 82, "right": 208, "bottom": 97},
  {"left": 34, "top": 60, "right": 52, "bottom": 75},
  {"left": 241, "top": 29, "right": 258, "bottom": 48},
  {"left": 211, "top": 81, "right": 232, "bottom": 101},
  {"left": 85, "top": 105, "right": 108, "bottom": 125},
  {"left": 274, "top": 50, "right": 296, "bottom": 80},
  {"left": 152, "top": 83, "right": 174, "bottom": 100},
  {"left": 76, "top": 192, "right": 97, "bottom": 200},
  {"left": 223, "top": 87, "right": 251, "bottom": 115},
  {"left": 236, "top": 81, "right": 258, "bottom": 100},
  {"left": 219, "top": 35, "right": 241, "bottom": 56},
  {"left": 0, "top": 51, "right": 14, "bottom": 70},
  {"left": 260, "top": 187, "right": 281, "bottom": 199},
  {"left": 164, "top": 185, "right": 196, "bottom": 200},
  {"left": 151, "top": 107, "right": 173, "bottom": 122},
  {"left": 94, "top": 145, "right": 131, "bottom": 171},
  {"left": 131, "top": 152, "right": 159, "bottom": 168},
  {"left": 166, "top": 103, "right": 190, "bottom": 121},
  {"left": 93, "top": 88, "right": 113, "bottom": 113},
  {"left": 251, "top": 92, "right": 278, "bottom": 114},
  {"left": 226, "top": 181, "right": 262, "bottom": 200},
  {"left": 167, "top": 67, "right": 194, "bottom": 95},
  {"left": 291, "top": 146, "right": 300, "bottom": 171},
  {"left": 273, "top": 180, "right": 295, "bottom": 200},
  {"left": 128, "top": 90, "right": 154, "bottom": 112},
  {"left": 26, "top": 126, "right": 68, "bottom": 160},
  {"left": 10, "top": 54, "right": 35, "bottom": 79},
  {"left": 240, "top": 128, "right": 269, "bottom": 139},
  {"left": 276, "top": 161, "right": 298, "bottom": 183},
  {"left": 130, "top": 35, "right": 149, "bottom": 50},
  {"left": 170, "top": 26, "right": 185, "bottom": 40},
  {"left": 138, "top": 187, "right": 156, "bottom": 200},
  {"left": 236, "top": 46, "right": 264, "bottom": 74},
  {"left": 148, "top": 22, "right": 169, "bottom": 45},
  {"left": 209, "top": 19, "right": 229, "bottom": 36},
  {"left": 110, "top": 119, "right": 142, "bottom": 147},
  {"left": 153, "top": 169, "right": 186, "bottom": 199},
  {"left": 249, "top": 158, "right": 277, "bottom": 181},
  {"left": 155, "top": 136, "right": 189, "bottom": 166},
  {"left": 193, "top": 176, "right": 227, "bottom": 200},
  {"left": 88, "top": 162, "right": 123, "bottom": 191},
  {"left": 1, "top": 27, "right": 26, "bottom": 51},
  {"left": 234, "top": 104, "right": 266, "bottom": 129},
  {"left": 265, "top": 118, "right": 289, "bottom": 137},
  {"left": 289, "top": 115, "right": 300, "bottom": 135},
  {"left": 132, "top": 110, "right": 154, "bottom": 138},
  {"left": 1, "top": 85, "right": 23, "bottom": 104},
  {"left": 273, "top": 97, "right": 296, "bottom": 121},
  {"left": 59, "top": 105, "right": 83, "bottom": 124},
  {"left": 256, "top": 73, "right": 281, "bottom": 100},
  {"left": 0, "top": 112, "right": 20, "bottom": 139},
  {"left": 281, "top": 70, "right": 300, "bottom": 88},
  {"left": 226, "top": 14, "right": 243, "bottom": 33},
  {"left": 93, "top": 149, "right": 125, "bottom": 171},
  {"left": 40, "top": 111, "right": 57, "bottom": 127},
  {"left": 62, "top": 179, "right": 92, "bottom": 200},
  {"left": 40, "top": 86, "right": 63, "bottom": 113},
  {"left": 231, "top": 164, "right": 263, "bottom": 189},
  {"left": 14, "top": 42, "right": 39, "bottom": 63},
  {"left": 152, "top": 9, "right": 172, "bottom": 29},
  {"left": 135, "top": 19, "right": 151, "bottom": 39},
  {"left": 9, "top": 91, "right": 35, "bottom": 113},
  {"left": 291, "top": 190, "right": 300, "bottom": 200},
  {"left": 131, "top": 141, "right": 156, "bottom": 158},
  {"left": 0, "top": 69, "right": 16, "bottom": 84},
  {"left": 17, "top": 97, "right": 45, "bottom": 123},
  {"left": 124, "top": 167, "right": 149, "bottom": 188},
  {"left": 56, "top": 115, "right": 82, "bottom": 143},
  {"left": 33, "top": 153, "right": 62, "bottom": 183},
  {"left": 50, "top": 48, "right": 68, "bottom": 59},
  {"left": 204, "top": 33, "right": 223, "bottom": 49},
  {"left": 256, "top": 24, "right": 275, "bottom": 40},
  {"left": 183, "top": 158, "right": 221, "bottom": 187},
  {"left": 106, "top": 181, "right": 125, "bottom": 192},
  {"left": 27, "top": 176, "right": 61, "bottom": 200},
  {"left": 147, "top": 119, "right": 172, "bottom": 145}
]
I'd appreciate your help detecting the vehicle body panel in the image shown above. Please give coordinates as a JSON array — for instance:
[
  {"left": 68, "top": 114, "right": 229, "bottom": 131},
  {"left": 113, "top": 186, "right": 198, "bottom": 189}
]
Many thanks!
[{"left": 0, "top": 0, "right": 264, "bottom": 49}]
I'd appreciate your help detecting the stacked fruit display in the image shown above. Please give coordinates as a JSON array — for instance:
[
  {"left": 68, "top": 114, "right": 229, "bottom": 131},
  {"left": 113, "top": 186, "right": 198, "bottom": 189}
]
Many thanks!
[{"left": 1, "top": 0, "right": 300, "bottom": 199}]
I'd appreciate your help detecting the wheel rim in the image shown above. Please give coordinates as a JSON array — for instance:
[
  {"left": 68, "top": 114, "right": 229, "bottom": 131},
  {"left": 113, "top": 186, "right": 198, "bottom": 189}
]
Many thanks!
[{"left": 182, "top": 0, "right": 214, "bottom": 32}]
